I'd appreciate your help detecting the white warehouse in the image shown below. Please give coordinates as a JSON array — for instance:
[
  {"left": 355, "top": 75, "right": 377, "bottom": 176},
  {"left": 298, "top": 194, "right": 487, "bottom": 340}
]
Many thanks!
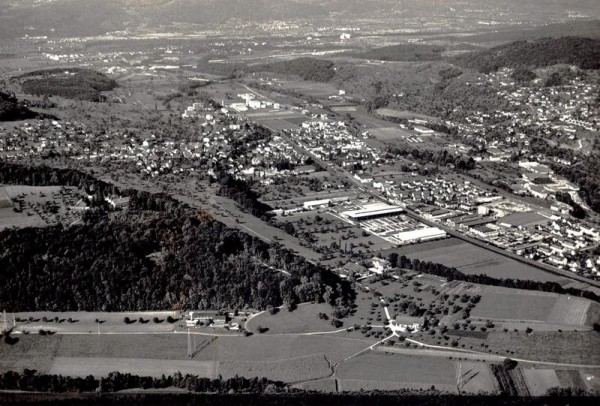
[{"left": 393, "top": 227, "right": 447, "bottom": 244}]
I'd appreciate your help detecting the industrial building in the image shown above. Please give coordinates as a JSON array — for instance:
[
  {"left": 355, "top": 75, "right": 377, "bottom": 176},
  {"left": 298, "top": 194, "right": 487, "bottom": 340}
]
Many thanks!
[
  {"left": 303, "top": 199, "right": 331, "bottom": 210},
  {"left": 341, "top": 203, "right": 405, "bottom": 221},
  {"left": 393, "top": 227, "right": 447, "bottom": 244}
]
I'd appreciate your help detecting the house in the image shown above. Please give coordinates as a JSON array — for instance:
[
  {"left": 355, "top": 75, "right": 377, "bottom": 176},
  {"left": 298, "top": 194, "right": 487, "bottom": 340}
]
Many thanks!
[
  {"left": 394, "top": 315, "right": 424, "bottom": 333},
  {"left": 105, "top": 196, "right": 130, "bottom": 210}
]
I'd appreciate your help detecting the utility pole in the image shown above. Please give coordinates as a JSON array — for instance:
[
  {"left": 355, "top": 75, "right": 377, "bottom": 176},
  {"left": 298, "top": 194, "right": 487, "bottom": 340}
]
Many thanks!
[{"left": 187, "top": 329, "right": 193, "bottom": 358}]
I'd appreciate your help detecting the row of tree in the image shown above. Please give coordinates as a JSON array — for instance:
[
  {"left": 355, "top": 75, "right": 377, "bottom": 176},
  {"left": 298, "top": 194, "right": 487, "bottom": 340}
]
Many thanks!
[
  {"left": 389, "top": 254, "right": 599, "bottom": 302},
  {"left": 0, "top": 370, "right": 287, "bottom": 394}
]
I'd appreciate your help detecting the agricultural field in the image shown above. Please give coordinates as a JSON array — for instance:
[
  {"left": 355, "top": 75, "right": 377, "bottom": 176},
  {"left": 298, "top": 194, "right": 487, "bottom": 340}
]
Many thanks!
[
  {"left": 293, "top": 378, "right": 337, "bottom": 392},
  {"left": 0, "top": 206, "right": 45, "bottom": 230},
  {"left": 335, "top": 352, "right": 459, "bottom": 393},
  {"left": 218, "top": 354, "right": 332, "bottom": 382},
  {"left": 393, "top": 238, "right": 564, "bottom": 283},
  {"left": 0, "top": 332, "right": 374, "bottom": 385},
  {"left": 469, "top": 287, "right": 598, "bottom": 330},
  {"left": 456, "top": 361, "right": 499, "bottom": 394},
  {"left": 375, "top": 108, "right": 440, "bottom": 122},
  {"left": 49, "top": 357, "right": 216, "bottom": 379},
  {"left": 521, "top": 369, "right": 561, "bottom": 396},
  {"left": 480, "top": 331, "right": 600, "bottom": 365},
  {"left": 271, "top": 79, "right": 340, "bottom": 98}
]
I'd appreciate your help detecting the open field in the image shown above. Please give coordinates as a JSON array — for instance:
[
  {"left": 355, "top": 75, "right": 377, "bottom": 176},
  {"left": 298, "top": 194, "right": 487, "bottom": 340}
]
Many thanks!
[
  {"left": 393, "top": 238, "right": 564, "bottom": 283},
  {"left": 49, "top": 357, "right": 216, "bottom": 379},
  {"left": 521, "top": 369, "right": 561, "bottom": 396},
  {"left": 246, "top": 302, "right": 343, "bottom": 334},
  {"left": 274, "top": 79, "right": 340, "bottom": 98},
  {"left": 336, "top": 352, "right": 459, "bottom": 393},
  {"left": 375, "top": 108, "right": 440, "bottom": 122},
  {"left": 457, "top": 361, "right": 498, "bottom": 394},
  {"left": 484, "top": 331, "right": 600, "bottom": 365},
  {"left": 218, "top": 354, "right": 332, "bottom": 382},
  {"left": 369, "top": 127, "right": 426, "bottom": 144},
  {"left": 0, "top": 207, "right": 45, "bottom": 230},
  {"left": 470, "top": 288, "right": 596, "bottom": 329},
  {"left": 0, "top": 333, "right": 373, "bottom": 380},
  {"left": 294, "top": 378, "right": 337, "bottom": 392}
]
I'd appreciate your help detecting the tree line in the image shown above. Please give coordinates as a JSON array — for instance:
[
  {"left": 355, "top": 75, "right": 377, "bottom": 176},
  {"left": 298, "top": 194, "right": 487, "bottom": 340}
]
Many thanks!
[
  {"left": 390, "top": 254, "right": 599, "bottom": 302},
  {"left": 0, "top": 370, "right": 287, "bottom": 394}
]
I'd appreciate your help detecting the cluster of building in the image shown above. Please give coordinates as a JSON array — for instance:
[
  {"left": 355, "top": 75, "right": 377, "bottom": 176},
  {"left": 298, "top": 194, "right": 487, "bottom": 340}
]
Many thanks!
[
  {"left": 229, "top": 93, "right": 281, "bottom": 112},
  {"left": 445, "top": 67, "right": 598, "bottom": 167},
  {"left": 510, "top": 161, "right": 580, "bottom": 200},
  {"left": 287, "top": 119, "right": 381, "bottom": 168}
]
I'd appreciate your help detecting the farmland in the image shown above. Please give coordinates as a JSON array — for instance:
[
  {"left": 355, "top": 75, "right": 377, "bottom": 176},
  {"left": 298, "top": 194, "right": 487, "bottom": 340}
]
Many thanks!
[
  {"left": 336, "top": 352, "right": 459, "bottom": 393},
  {"left": 521, "top": 369, "right": 561, "bottom": 396},
  {"left": 49, "top": 357, "right": 216, "bottom": 379},
  {"left": 469, "top": 287, "right": 597, "bottom": 330},
  {"left": 393, "top": 238, "right": 564, "bottom": 283},
  {"left": 218, "top": 354, "right": 332, "bottom": 382}
]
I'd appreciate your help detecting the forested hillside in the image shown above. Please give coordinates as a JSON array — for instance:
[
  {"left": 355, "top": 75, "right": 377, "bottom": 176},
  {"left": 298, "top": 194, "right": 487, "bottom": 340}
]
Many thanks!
[
  {"left": 0, "top": 208, "right": 353, "bottom": 312},
  {"left": 0, "top": 91, "right": 37, "bottom": 121},
  {"left": 18, "top": 68, "right": 118, "bottom": 102},
  {"left": 0, "top": 163, "right": 352, "bottom": 313},
  {"left": 452, "top": 37, "right": 600, "bottom": 73}
]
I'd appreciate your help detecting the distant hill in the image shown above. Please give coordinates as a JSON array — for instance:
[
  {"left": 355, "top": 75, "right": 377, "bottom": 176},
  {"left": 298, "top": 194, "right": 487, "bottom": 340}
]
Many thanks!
[
  {"left": 348, "top": 44, "right": 445, "bottom": 62},
  {"left": 444, "top": 20, "right": 600, "bottom": 44},
  {"left": 0, "top": 91, "right": 37, "bottom": 121},
  {"left": 2, "top": 1, "right": 599, "bottom": 39},
  {"left": 251, "top": 58, "right": 336, "bottom": 82},
  {"left": 17, "top": 68, "right": 118, "bottom": 102},
  {"left": 452, "top": 37, "right": 600, "bottom": 73}
]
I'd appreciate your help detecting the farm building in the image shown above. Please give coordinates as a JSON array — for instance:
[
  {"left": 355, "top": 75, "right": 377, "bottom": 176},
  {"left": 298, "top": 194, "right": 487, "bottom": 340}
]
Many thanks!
[
  {"left": 186, "top": 311, "right": 227, "bottom": 327},
  {"left": 0, "top": 187, "right": 12, "bottom": 208},
  {"left": 393, "top": 227, "right": 447, "bottom": 244},
  {"left": 341, "top": 203, "right": 405, "bottom": 221}
]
